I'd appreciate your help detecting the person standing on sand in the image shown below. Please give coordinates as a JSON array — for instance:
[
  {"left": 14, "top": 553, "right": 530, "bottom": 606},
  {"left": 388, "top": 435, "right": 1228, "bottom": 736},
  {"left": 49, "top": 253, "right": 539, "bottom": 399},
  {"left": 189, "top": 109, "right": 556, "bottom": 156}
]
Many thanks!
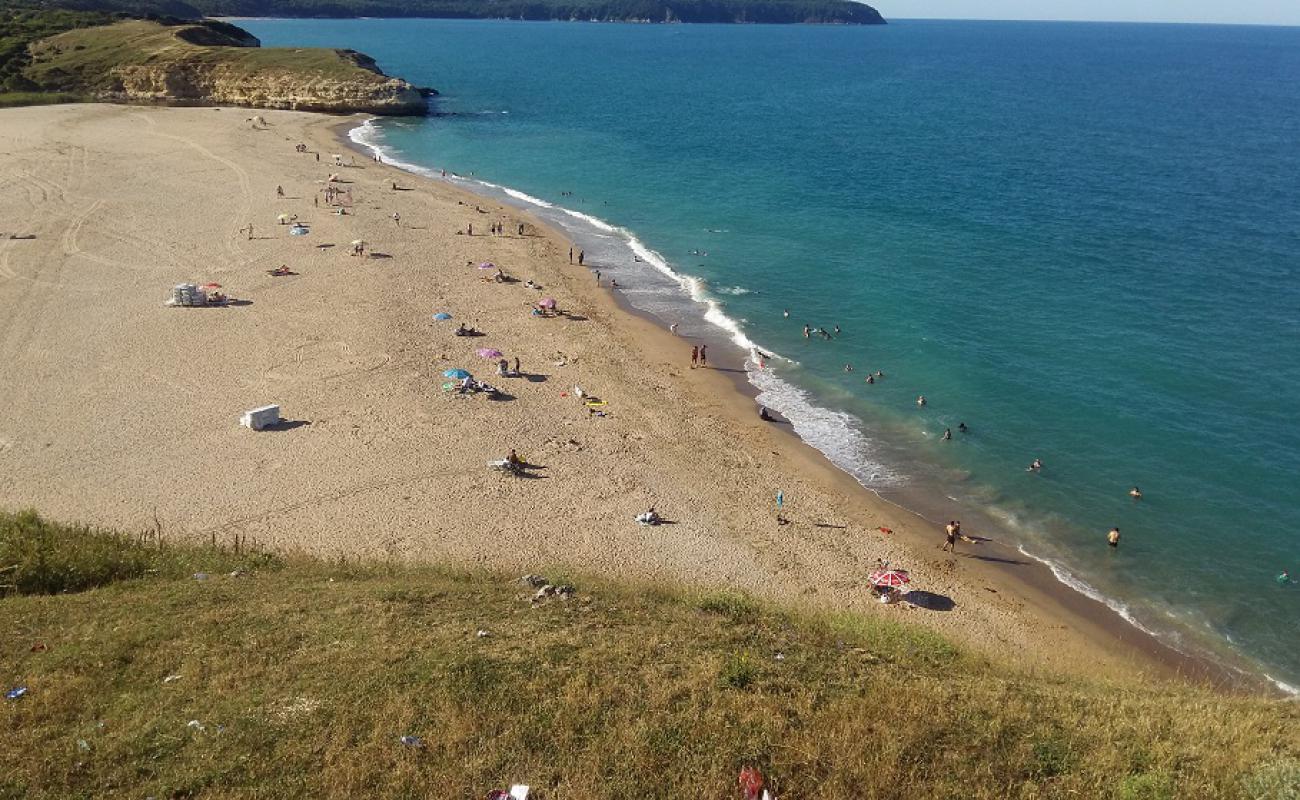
[
  {"left": 468, "top": 223, "right": 473, "bottom": 236},
  {"left": 595, "top": 270, "right": 601, "bottom": 285},
  {"left": 942, "top": 521, "right": 958, "bottom": 553},
  {"left": 699, "top": 345, "right": 707, "bottom": 368},
  {"left": 392, "top": 212, "right": 401, "bottom": 226},
  {"left": 578, "top": 250, "right": 585, "bottom": 266},
  {"left": 776, "top": 489, "right": 788, "bottom": 525},
  {"left": 514, "top": 356, "right": 521, "bottom": 375},
  {"left": 691, "top": 346, "right": 699, "bottom": 368},
  {"left": 246, "top": 223, "right": 253, "bottom": 240},
  {"left": 1108, "top": 527, "right": 1121, "bottom": 548},
  {"left": 569, "top": 246, "right": 574, "bottom": 263},
  {"left": 669, "top": 323, "right": 679, "bottom": 336}
]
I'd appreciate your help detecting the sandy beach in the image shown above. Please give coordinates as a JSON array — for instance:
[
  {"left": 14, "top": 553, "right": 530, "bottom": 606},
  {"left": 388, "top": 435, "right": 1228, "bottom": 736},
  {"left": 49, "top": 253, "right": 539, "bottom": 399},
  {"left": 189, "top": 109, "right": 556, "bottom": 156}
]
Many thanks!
[{"left": 0, "top": 104, "right": 1252, "bottom": 688}]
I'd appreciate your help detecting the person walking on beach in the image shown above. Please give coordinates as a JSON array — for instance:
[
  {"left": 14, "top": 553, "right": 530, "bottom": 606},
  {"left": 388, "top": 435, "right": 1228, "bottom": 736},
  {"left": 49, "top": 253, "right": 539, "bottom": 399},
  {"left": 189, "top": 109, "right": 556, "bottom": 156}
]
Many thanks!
[
  {"left": 1107, "top": 527, "right": 1121, "bottom": 548},
  {"left": 578, "top": 250, "right": 585, "bottom": 266},
  {"left": 699, "top": 345, "right": 707, "bottom": 368},
  {"left": 569, "top": 246, "right": 574, "bottom": 263},
  {"left": 595, "top": 269, "right": 601, "bottom": 285},
  {"left": 691, "top": 346, "right": 699, "bottom": 368},
  {"left": 275, "top": 185, "right": 284, "bottom": 198},
  {"left": 942, "top": 521, "right": 958, "bottom": 553}
]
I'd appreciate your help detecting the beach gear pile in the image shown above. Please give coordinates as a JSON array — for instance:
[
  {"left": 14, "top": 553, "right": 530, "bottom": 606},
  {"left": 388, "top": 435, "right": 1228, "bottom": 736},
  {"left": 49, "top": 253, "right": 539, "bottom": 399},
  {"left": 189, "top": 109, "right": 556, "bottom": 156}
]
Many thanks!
[{"left": 166, "top": 283, "right": 212, "bottom": 307}]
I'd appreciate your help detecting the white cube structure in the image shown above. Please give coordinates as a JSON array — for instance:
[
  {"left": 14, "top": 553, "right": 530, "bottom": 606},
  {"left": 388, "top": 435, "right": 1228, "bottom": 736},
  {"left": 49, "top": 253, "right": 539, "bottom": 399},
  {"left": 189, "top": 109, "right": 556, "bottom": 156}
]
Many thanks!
[{"left": 240, "top": 405, "right": 281, "bottom": 431}]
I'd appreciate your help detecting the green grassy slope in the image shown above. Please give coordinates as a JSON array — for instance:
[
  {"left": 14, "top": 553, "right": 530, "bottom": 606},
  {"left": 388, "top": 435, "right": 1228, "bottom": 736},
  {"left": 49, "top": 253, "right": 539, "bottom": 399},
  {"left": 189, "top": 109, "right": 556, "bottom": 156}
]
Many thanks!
[
  {"left": 1, "top": 510, "right": 1296, "bottom": 799},
  {"left": 22, "top": 18, "right": 394, "bottom": 93}
]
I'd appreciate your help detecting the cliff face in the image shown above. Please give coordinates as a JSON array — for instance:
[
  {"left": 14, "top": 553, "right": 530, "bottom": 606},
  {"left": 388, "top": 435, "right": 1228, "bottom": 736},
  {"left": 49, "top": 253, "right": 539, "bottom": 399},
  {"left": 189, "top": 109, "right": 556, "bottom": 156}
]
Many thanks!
[
  {"left": 104, "top": 62, "right": 427, "bottom": 115},
  {"left": 24, "top": 20, "right": 431, "bottom": 115}
]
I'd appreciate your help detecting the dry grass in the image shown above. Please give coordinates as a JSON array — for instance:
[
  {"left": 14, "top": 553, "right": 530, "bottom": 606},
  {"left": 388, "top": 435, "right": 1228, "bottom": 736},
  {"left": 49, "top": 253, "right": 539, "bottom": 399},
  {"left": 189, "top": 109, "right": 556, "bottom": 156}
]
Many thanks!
[{"left": 0, "top": 512, "right": 1296, "bottom": 799}]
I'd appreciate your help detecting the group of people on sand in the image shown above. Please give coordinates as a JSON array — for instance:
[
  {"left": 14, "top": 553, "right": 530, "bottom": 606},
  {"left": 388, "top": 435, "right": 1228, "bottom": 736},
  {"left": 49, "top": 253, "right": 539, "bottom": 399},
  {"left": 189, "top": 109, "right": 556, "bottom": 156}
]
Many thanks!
[{"left": 689, "top": 344, "right": 708, "bottom": 369}]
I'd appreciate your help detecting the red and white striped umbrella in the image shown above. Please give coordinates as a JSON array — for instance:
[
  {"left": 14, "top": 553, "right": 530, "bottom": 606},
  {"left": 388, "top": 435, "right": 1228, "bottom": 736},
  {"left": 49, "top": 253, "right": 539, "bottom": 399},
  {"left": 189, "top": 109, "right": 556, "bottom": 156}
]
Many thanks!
[{"left": 868, "top": 569, "right": 910, "bottom": 588}]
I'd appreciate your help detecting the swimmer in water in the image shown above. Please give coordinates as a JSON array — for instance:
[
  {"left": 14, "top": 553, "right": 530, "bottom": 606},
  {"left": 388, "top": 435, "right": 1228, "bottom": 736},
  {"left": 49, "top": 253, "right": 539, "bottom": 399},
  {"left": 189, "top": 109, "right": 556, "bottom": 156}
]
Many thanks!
[
  {"left": 865, "top": 375, "right": 875, "bottom": 384},
  {"left": 1129, "top": 486, "right": 1142, "bottom": 499},
  {"left": 942, "top": 428, "right": 952, "bottom": 440},
  {"left": 958, "top": 422, "right": 968, "bottom": 433},
  {"left": 803, "top": 325, "right": 811, "bottom": 339},
  {"left": 1107, "top": 527, "right": 1120, "bottom": 548},
  {"left": 783, "top": 309, "right": 790, "bottom": 318},
  {"left": 1279, "top": 570, "right": 1293, "bottom": 586},
  {"left": 917, "top": 395, "right": 927, "bottom": 407},
  {"left": 834, "top": 324, "right": 841, "bottom": 335},
  {"left": 843, "top": 364, "right": 853, "bottom": 373},
  {"left": 1029, "top": 458, "right": 1043, "bottom": 472},
  {"left": 875, "top": 370, "right": 884, "bottom": 378}
]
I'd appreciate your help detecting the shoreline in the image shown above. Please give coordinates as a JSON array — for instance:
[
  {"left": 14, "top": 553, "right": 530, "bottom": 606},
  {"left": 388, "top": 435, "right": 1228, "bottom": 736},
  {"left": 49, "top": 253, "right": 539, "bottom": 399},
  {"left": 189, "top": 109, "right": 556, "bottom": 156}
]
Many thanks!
[
  {"left": 0, "top": 102, "right": 1277, "bottom": 697},
  {"left": 332, "top": 116, "right": 1279, "bottom": 696}
]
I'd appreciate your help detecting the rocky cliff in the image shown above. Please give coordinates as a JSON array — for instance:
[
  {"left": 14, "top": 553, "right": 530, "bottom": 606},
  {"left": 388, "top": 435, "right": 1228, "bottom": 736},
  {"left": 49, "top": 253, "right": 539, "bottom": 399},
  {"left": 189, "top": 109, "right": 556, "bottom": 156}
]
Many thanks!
[
  {"left": 103, "top": 61, "right": 428, "bottom": 114},
  {"left": 23, "top": 19, "right": 431, "bottom": 115}
]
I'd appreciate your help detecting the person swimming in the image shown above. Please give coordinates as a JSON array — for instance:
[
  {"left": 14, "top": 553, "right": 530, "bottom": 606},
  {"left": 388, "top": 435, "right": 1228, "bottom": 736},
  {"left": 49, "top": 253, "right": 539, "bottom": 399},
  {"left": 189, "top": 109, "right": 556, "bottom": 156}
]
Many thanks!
[
  {"left": 957, "top": 422, "right": 968, "bottom": 433},
  {"left": 1029, "top": 458, "right": 1043, "bottom": 471},
  {"left": 917, "top": 395, "right": 927, "bottom": 406},
  {"left": 1107, "top": 527, "right": 1120, "bottom": 548},
  {"left": 865, "top": 375, "right": 875, "bottom": 384},
  {"left": 843, "top": 364, "right": 853, "bottom": 372},
  {"left": 942, "top": 428, "right": 952, "bottom": 440},
  {"left": 1129, "top": 486, "right": 1142, "bottom": 499},
  {"left": 803, "top": 325, "right": 811, "bottom": 338}
]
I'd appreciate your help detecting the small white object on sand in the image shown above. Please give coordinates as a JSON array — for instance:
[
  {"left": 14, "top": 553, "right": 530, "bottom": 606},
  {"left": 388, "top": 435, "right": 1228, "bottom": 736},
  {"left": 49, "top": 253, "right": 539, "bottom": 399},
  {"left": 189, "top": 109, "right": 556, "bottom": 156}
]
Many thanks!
[{"left": 240, "top": 405, "right": 280, "bottom": 430}]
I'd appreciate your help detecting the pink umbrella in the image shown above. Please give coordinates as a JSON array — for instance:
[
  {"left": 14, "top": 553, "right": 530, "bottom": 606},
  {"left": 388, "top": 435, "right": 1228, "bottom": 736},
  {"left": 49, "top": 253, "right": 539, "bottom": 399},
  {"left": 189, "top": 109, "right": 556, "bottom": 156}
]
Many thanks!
[
  {"left": 478, "top": 262, "right": 496, "bottom": 269},
  {"left": 476, "top": 348, "right": 503, "bottom": 359},
  {"left": 538, "top": 298, "right": 557, "bottom": 309},
  {"left": 868, "top": 569, "right": 910, "bottom": 588}
]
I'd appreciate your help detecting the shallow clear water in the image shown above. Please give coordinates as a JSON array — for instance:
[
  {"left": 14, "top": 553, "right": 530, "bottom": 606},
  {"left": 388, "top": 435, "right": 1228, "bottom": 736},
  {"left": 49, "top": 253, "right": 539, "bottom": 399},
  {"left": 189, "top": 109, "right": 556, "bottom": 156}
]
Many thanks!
[{"left": 245, "top": 18, "right": 1300, "bottom": 688}]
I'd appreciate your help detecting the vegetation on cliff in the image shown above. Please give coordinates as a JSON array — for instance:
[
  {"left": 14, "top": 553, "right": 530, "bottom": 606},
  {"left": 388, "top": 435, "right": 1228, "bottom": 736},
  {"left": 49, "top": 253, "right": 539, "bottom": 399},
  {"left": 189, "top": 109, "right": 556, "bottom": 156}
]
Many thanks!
[
  {"left": 1, "top": 510, "right": 1297, "bottom": 798},
  {"left": 4, "top": 0, "right": 884, "bottom": 26},
  {"left": 4, "top": 16, "right": 428, "bottom": 112}
]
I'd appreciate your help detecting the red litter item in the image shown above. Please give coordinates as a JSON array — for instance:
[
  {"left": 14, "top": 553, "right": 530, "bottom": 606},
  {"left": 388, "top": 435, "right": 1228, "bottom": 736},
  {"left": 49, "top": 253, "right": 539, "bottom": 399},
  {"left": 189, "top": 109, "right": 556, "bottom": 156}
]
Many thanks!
[
  {"left": 878, "top": 527, "right": 893, "bottom": 534},
  {"left": 739, "top": 766, "right": 764, "bottom": 800}
]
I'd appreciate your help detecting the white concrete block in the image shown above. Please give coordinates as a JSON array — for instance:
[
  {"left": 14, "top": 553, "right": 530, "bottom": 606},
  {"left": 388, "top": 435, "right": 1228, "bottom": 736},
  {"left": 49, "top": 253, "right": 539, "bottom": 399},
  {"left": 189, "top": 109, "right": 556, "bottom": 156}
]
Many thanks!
[{"left": 240, "top": 405, "right": 281, "bottom": 431}]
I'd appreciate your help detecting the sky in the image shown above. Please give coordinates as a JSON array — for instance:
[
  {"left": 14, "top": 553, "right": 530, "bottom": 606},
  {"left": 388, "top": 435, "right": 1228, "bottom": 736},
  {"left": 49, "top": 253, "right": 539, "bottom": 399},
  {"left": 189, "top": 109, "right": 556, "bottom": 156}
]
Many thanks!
[{"left": 875, "top": 1, "right": 1300, "bottom": 26}]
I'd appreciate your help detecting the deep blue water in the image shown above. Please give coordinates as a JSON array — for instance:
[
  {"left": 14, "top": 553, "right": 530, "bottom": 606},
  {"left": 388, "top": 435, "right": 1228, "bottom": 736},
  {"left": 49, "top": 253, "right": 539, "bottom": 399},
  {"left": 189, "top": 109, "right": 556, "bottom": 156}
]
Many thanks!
[{"left": 245, "top": 18, "right": 1300, "bottom": 689}]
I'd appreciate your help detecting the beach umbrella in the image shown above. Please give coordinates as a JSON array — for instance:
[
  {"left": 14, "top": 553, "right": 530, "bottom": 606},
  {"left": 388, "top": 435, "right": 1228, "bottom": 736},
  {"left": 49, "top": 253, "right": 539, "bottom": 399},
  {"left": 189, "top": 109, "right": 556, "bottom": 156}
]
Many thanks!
[
  {"left": 443, "top": 368, "right": 472, "bottom": 379},
  {"left": 351, "top": 240, "right": 366, "bottom": 247},
  {"left": 277, "top": 214, "right": 289, "bottom": 222},
  {"left": 432, "top": 312, "right": 453, "bottom": 321},
  {"left": 200, "top": 283, "right": 222, "bottom": 289},
  {"left": 476, "top": 348, "right": 503, "bottom": 359},
  {"left": 479, "top": 261, "right": 495, "bottom": 269},
  {"left": 868, "top": 569, "right": 910, "bottom": 588},
  {"left": 290, "top": 226, "right": 308, "bottom": 236},
  {"left": 538, "top": 298, "right": 557, "bottom": 309}
]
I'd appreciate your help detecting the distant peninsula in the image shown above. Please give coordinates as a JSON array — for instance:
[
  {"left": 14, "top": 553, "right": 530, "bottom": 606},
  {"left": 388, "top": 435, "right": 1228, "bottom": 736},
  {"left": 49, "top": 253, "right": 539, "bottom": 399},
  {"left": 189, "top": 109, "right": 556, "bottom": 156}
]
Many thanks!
[{"left": 199, "top": 0, "right": 886, "bottom": 24}]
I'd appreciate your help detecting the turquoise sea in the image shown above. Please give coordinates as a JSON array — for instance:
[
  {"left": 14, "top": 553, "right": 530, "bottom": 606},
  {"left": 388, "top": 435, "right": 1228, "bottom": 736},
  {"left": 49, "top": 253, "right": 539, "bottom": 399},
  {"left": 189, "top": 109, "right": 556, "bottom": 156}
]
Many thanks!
[{"left": 245, "top": 18, "right": 1300, "bottom": 690}]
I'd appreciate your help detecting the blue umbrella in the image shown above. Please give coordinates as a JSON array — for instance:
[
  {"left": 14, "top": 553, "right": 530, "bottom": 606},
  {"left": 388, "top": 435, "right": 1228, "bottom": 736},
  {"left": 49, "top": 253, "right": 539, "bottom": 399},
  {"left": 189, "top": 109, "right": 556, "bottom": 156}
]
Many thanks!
[
  {"left": 433, "top": 312, "right": 453, "bottom": 321},
  {"left": 443, "top": 368, "right": 471, "bottom": 379},
  {"left": 289, "top": 225, "right": 308, "bottom": 236}
]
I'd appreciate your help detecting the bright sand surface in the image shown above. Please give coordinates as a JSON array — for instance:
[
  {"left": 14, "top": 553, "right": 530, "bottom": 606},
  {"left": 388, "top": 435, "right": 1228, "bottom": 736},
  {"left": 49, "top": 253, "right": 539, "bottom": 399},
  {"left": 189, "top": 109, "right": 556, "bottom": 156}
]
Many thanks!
[{"left": 0, "top": 104, "right": 1244, "bottom": 686}]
